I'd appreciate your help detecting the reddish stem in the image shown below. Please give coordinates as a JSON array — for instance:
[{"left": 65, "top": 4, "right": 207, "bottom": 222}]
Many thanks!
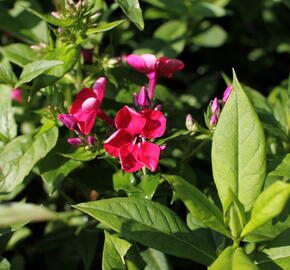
[
  {"left": 148, "top": 77, "right": 157, "bottom": 100},
  {"left": 98, "top": 109, "right": 115, "bottom": 128}
]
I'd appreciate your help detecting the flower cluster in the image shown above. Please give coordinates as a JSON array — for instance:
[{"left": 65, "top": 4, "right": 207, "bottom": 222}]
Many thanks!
[{"left": 58, "top": 54, "right": 184, "bottom": 172}]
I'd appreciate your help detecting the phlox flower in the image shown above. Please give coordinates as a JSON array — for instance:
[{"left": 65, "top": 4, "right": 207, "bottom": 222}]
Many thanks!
[{"left": 104, "top": 106, "right": 166, "bottom": 172}]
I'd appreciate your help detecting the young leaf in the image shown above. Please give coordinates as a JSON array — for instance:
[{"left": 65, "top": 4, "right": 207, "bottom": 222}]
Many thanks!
[
  {"left": 255, "top": 228, "right": 290, "bottom": 269},
  {"left": 268, "top": 154, "right": 290, "bottom": 177},
  {"left": 241, "top": 181, "right": 290, "bottom": 237},
  {"left": 141, "top": 248, "right": 171, "bottom": 270},
  {"left": 86, "top": 20, "right": 125, "bottom": 35},
  {"left": 115, "top": 0, "right": 144, "bottom": 30},
  {"left": 102, "top": 231, "right": 132, "bottom": 270},
  {"left": 0, "top": 64, "right": 17, "bottom": 85},
  {"left": 163, "top": 174, "right": 230, "bottom": 237},
  {"left": 0, "top": 85, "right": 17, "bottom": 141},
  {"left": 73, "top": 198, "right": 216, "bottom": 265},
  {"left": 15, "top": 60, "right": 63, "bottom": 88},
  {"left": 0, "top": 43, "right": 39, "bottom": 67},
  {"left": 0, "top": 257, "right": 10, "bottom": 270},
  {"left": 212, "top": 70, "right": 266, "bottom": 212},
  {"left": 209, "top": 246, "right": 258, "bottom": 270},
  {"left": 0, "top": 203, "right": 56, "bottom": 227},
  {"left": 0, "top": 126, "right": 58, "bottom": 192},
  {"left": 61, "top": 147, "right": 98, "bottom": 161}
]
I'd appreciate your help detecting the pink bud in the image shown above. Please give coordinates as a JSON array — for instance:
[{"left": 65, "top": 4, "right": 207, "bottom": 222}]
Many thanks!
[
  {"left": 51, "top": 11, "right": 61, "bottom": 19},
  {"left": 87, "top": 136, "right": 96, "bottom": 145},
  {"left": 222, "top": 84, "right": 233, "bottom": 103},
  {"left": 67, "top": 138, "right": 83, "bottom": 145},
  {"left": 11, "top": 88, "right": 23, "bottom": 103},
  {"left": 210, "top": 115, "right": 218, "bottom": 126},
  {"left": 154, "top": 104, "right": 162, "bottom": 111},
  {"left": 211, "top": 98, "right": 220, "bottom": 114},
  {"left": 138, "top": 87, "right": 151, "bottom": 108},
  {"left": 58, "top": 114, "right": 77, "bottom": 130},
  {"left": 81, "top": 48, "right": 93, "bottom": 65},
  {"left": 133, "top": 93, "right": 139, "bottom": 106},
  {"left": 160, "top": 145, "right": 167, "bottom": 151}
]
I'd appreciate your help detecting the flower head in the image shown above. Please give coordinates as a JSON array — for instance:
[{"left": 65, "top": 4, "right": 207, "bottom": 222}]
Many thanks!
[
  {"left": 69, "top": 77, "right": 106, "bottom": 135},
  {"left": 211, "top": 97, "right": 220, "bottom": 115},
  {"left": 104, "top": 106, "right": 166, "bottom": 172}
]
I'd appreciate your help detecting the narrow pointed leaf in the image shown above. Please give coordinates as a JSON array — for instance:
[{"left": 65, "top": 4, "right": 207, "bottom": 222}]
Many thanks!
[
  {"left": 74, "top": 198, "right": 215, "bottom": 265},
  {"left": 86, "top": 20, "right": 125, "bottom": 35},
  {"left": 163, "top": 174, "right": 229, "bottom": 237},
  {"left": 102, "top": 231, "right": 131, "bottom": 270},
  {"left": 115, "top": 0, "right": 144, "bottom": 30},
  {"left": 212, "top": 70, "right": 266, "bottom": 212},
  {"left": 15, "top": 60, "right": 63, "bottom": 88},
  {"left": 241, "top": 181, "right": 290, "bottom": 237}
]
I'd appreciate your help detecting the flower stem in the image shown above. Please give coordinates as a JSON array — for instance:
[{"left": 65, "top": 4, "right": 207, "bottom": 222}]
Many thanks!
[{"left": 148, "top": 77, "right": 157, "bottom": 100}]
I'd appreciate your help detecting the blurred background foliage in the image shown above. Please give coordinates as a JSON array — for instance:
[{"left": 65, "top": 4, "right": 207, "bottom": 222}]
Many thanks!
[{"left": 0, "top": 0, "right": 290, "bottom": 269}]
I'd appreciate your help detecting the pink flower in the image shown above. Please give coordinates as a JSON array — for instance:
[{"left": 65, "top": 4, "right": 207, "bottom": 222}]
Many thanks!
[
  {"left": 104, "top": 106, "right": 166, "bottom": 172},
  {"left": 11, "top": 88, "right": 23, "bottom": 103},
  {"left": 222, "top": 84, "right": 233, "bottom": 103},
  {"left": 69, "top": 77, "right": 106, "bottom": 135},
  {"left": 67, "top": 138, "right": 83, "bottom": 145},
  {"left": 126, "top": 54, "right": 184, "bottom": 99},
  {"left": 137, "top": 86, "right": 151, "bottom": 109},
  {"left": 58, "top": 114, "right": 77, "bottom": 130},
  {"left": 210, "top": 115, "right": 218, "bottom": 126}
]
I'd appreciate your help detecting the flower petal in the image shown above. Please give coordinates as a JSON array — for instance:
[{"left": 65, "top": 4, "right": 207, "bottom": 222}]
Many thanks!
[
  {"left": 119, "top": 144, "right": 144, "bottom": 172},
  {"left": 127, "top": 54, "right": 157, "bottom": 74},
  {"left": 73, "top": 109, "right": 97, "bottom": 135},
  {"left": 92, "top": 77, "right": 106, "bottom": 103},
  {"left": 104, "top": 129, "right": 133, "bottom": 157},
  {"left": 69, "top": 88, "right": 96, "bottom": 114},
  {"left": 82, "top": 97, "right": 98, "bottom": 112},
  {"left": 141, "top": 109, "right": 166, "bottom": 138},
  {"left": 137, "top": 142, "right": 160, "bottom": 172},
  {"left": 115, "top": 106, "right": 147, "bottom": 135},
  {"left": 157, "top": 57, "right": 184, "bottom": 78}
]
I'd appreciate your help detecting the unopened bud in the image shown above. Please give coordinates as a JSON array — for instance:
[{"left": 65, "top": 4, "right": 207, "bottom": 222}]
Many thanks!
[
  {"left": 154, "top": 104, "right": 162, "bottom": 111},
  {"left": 51, "top": 11, "right": 61, "bottom": 19},
  {"left": 222, "top": 84, "right": 233, "bottom": 103},
  {"left": 58, "top": 114, "right": 77, "bottom": 130},
  {"left": 11, "top": 88, "right": 23, "bottom": 104},
  {"left": 67, "top": 137, "right": 83, "bottom": 145},
  {"left": 211, "top": 97, "right": 220, "bottom": 114},
  {"left": 138, "top": 87, "right": 151, "bottom": 108},
  {"left": 210, "top": 115, "right": 218, "bottom": 127},
  {"left": 133, "top": 93, "right": 139, "bottom": 107},
  {"left": 87, "top": 136, "right": 96, "bottom": 145},
  {"left": 185, "top": 114, "right": 198, "bottom": 133}
]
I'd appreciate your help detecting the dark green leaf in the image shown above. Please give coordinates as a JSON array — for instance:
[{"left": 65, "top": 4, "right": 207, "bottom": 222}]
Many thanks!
[
  {"left": 15, "top": 60, "right": 63, "bottom": 88},
  {"left": 212, "top": 71, "right": 266, "bottom": 212},
  {"left": 163, "top": 174, "right": 229, "bottom": 237},
  {"left": 102, "top": 231, "right": 131, "bottom": 270},
  {"left": 74, "top": 198, "right": 216, "bottom": 265},
  {"left": 115, "top": 0, "right": 144, "bottom": 30}
]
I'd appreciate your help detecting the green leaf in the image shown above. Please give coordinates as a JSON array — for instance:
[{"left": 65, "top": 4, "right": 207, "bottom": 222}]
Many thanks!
[
  {"left": 0, "top": 203, "right": 56, "bottom": 227},
  {"left": 102, "top": 231, "right": 132, "bottom": 270},
  {"left": 241, "top": 181, "right": 290, "bottom": 237},
  {"left": 73, "top": 198, "right": 215, "bottom": 265},
  {"left": 115, "top": 0, "right": 144, "bottom": 30},
  {"left": 163, "top": 174, "right": 230, "bottom": 237},
  {"left": 86, "top": 20, "right": 125, "bottom": 35},
  {"left": 192, "top": 23, "right": 228, "bottom": 48},
  {"left": 143, "top": 0, "right": 187, "bottom": 15},
  {"left": 15, "top": 60, "right": 63, "bottom": 88},
  {"left": 209, "top": 246, "right": 259, "bottom": 270},
  {"left": 190, "top": 2, "right": 228, "bottom": 18},
  {"left": 141, "top": 248, "right": 171, "bottom": 270},
  {"left": 0, "top": 257, "right": 10, "bottom": 270},
  {"left": 0, "top": 43, "right": 38, "bottom": 67},
  {"left": 0, "top": 126, "right": 58, "bottom": 192},
  {"left": 0, "top": 64, "right": 17, "bottom": 85},
  {"left": 31, "top": 46, "right": 79, "bottom": 92},
  {"left": 255, "top": 228, "right": 290, "bottom": 269},
  {"left": 0, "top": 85, "right": 17, "bottom": 141},
  {"left": 38, "top": 154, "right": 81, "bottom": 195},
  {"left": 268, "top": 154, "right": 290, "bottom": 177},
  {"left": 212, "top": 70, "right": 266, "bottom": 212},
  {"left": 61, "top": 147, "right": 98, "bottom": 161},
  {"left": 25, "top": 7, "right": 76, "bottom": 27}
]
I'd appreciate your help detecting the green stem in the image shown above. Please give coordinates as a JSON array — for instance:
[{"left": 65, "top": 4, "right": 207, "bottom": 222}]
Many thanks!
[{"left": 182, "top": 139, "right": 210, "bottom": 162}]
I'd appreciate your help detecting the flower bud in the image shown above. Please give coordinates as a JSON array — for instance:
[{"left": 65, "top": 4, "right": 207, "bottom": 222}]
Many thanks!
[
  {"left": 11, "top": 88, "right": 23, "bottom": 103},
  {"left": 58, "top": 114, "right": 77, "bottom": 130},
  {"left": 133, "top": 93, "right": 139, "bottom": 107},
  {"left": 51, "top": 11, "right": 61, "bottom": 19},
  {"left": 138, "top": 87, "right": 151, "bottom": 108},
  {"left": 154, "top": 104, "right": 162, "bottom": 111},
  {"left": 81, "top": 48, "right": 93, "bottom": 65},
  {"left": 210, "top": 115, "right": 218, "bottom": 126},
  {"left": 67, "top": 138, "right": 83, "bottom": 145},
  {"left": 222, "top": 84, "right": 233, "bottom": 103},
  {"left": 185, "top": 114, "right": 198, "bottom": 133},
  {"left": 87, "top": 136, "right": 96, "bottom": 145},
  {"left": 211, "top": 98, "right": 220, "bottom": 114}
]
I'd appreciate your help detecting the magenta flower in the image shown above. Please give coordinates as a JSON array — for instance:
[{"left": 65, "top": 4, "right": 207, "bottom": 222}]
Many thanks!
[
  {"left": 58, "top": 114, "right": 77, "bottom": 130},
  {"left": 210, "top": 115, "right": 218, "bottom": 126},
  {"left": 67, "top": 138, "right": 83, "bottom": 146},
  {"left": 211, "top": 98, "right": 220, "bottom": 114},
  {"left": 11, "top": 88, "right": 23, "bottom": 104},
  {"left": 69, "top": 77, "right": 106, "bottom": 135},
  {"left": 104, "top": 106, "right": 166, "bottom": 172},
  {"left": 222, "top": 84, "right": 233, "bottom": 103},
  {"left": 126, "top": 54, "right": 184, "bottom": 99}
]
